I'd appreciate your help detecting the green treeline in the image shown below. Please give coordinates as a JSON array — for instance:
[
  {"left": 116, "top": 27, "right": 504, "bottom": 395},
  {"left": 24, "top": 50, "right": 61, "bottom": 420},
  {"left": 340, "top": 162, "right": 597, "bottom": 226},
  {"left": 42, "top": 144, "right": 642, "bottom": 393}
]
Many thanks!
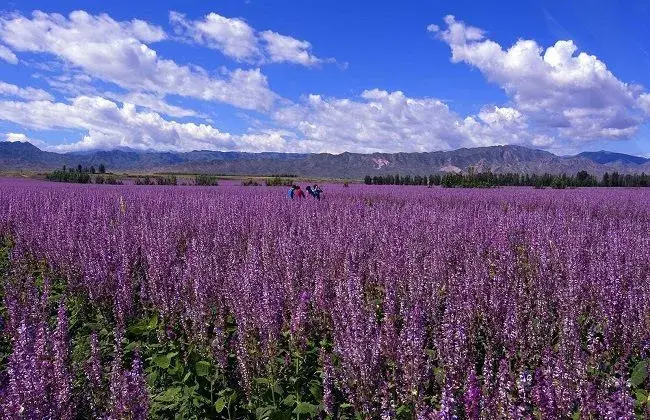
[
  {"left": 46, "top": 170, "right": 91, "bottom": 184},
  {"left": 46, "top": 164, "right": 109, "bottom": 184},
  {"left": 364, "top": 170, "right": 650, "bottom": 188}
]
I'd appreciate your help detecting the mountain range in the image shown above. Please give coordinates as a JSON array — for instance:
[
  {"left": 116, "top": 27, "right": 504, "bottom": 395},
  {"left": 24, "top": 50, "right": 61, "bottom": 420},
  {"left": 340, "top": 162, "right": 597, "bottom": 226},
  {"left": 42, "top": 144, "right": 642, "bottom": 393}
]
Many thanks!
[{"left": 1, "top": 141, "right": 649, "bottom": 179}]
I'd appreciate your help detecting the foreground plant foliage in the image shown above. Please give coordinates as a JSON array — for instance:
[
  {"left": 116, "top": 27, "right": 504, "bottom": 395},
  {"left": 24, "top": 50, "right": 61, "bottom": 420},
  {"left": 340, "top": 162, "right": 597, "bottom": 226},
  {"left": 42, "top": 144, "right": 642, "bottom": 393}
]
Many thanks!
[{"left": 0, "top": 179, "right": 649, "bottom": 418}]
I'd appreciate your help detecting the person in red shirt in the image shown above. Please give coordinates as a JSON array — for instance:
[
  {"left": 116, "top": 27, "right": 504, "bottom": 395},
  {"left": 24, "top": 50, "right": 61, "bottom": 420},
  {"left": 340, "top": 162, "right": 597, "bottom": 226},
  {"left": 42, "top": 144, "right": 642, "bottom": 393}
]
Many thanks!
[{"left": 295, "top": 185, "right": 306, "bottom": 199}]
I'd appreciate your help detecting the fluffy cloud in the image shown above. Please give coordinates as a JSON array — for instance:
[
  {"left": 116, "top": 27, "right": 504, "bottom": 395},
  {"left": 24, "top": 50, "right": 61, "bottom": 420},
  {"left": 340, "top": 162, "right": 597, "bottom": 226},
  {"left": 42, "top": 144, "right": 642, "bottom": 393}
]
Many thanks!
[
  {"left": 0, "top": 96, "right": 291, "bottom": 152},
  {"left": 0, "top": 44, "right": 17, "bottom": 64},
  {"left": 170, "top": 11, "right": 328, "bottom": 67},
  {"left": 0, "top": 81, "right": 54, "bottom": 101},
  {"left": 4, "top": 132, "right": 28, "bottom": 142},
  {"left": 170, "top": 11, "right": 260, "bottom": 61},
  {"left": 429, "top": 15, "right": 648, "bottom": 141},
  {"left": 638, "top": 93, "right": 650, "bottom": 115},
  {"left": 259, "top": 31, "right": 323, "bottom": 66},
  {"left": 0, "top": 10, "right": 276, "bottom": 111},
  {"left": 0, "top": 90, "right": 540, "bottom": 154},
  {"left": 103, "top": 92, "right": 199, "bottom": 118},
  {"left": 274, "top": 89, "right": 546, "bottom": 153}
]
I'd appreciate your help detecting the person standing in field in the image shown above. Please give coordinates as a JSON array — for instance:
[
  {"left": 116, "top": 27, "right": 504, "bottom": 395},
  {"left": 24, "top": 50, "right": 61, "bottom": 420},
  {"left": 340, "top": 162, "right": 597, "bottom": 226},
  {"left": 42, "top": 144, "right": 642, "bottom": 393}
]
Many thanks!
[
  {"left": 295, "top": 185, "right": 306, "bottom": 199},
  {"left": 306, "top": 184, "right": 322, "bottom": 200},
  {"left": 313, "top": 184, "right": 323, "bottom": 200},
  {"left": 288, "top": 185, "right": 296, "bottom": 199}
]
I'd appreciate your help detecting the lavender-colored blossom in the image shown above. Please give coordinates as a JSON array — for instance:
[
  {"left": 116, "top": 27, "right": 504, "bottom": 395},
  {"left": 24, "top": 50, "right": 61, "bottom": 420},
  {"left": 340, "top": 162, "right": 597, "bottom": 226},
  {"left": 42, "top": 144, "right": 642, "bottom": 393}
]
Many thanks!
[
  {"left": 463, "top": 369, "right": 481, "bottom": 420},
  {"left": 52, "top": 301, "right": 73, "bottom": 419},
  {"left": 85, "top": 331, "right": 103, "bottom": 416},
  {"left": 321, "top": 349, "right": 335, "bottom": 416},
  {"left": 1, "top": 180, "right": 650, "bottom": 417},
  {"left": 126, "top": 351, "right": 150, "bottom": 420}
]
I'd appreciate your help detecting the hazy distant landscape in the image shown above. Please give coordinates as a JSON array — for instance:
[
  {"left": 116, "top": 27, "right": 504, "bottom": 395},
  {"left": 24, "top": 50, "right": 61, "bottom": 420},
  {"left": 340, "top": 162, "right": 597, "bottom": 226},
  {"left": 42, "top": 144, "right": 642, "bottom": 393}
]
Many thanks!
[{"left": 2, "top": 141, "right": 649, "bottom": 178}]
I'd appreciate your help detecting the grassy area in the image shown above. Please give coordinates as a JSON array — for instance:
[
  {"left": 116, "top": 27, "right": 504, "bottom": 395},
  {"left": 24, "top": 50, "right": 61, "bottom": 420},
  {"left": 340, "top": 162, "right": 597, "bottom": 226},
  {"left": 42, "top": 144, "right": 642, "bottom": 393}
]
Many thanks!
[{"left": 0, "top": 170, "right": 359, "bottom": 185}]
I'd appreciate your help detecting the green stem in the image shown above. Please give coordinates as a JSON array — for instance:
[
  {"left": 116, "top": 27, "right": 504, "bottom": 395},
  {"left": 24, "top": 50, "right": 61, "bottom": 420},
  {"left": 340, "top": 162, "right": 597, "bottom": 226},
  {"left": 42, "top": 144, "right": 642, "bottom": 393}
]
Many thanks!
[
  {"left": 209, "top": 380, "right": 214, "bottom": 413},
  {"left": 295, "top": 354, "right": 301, "bottom": 420}
]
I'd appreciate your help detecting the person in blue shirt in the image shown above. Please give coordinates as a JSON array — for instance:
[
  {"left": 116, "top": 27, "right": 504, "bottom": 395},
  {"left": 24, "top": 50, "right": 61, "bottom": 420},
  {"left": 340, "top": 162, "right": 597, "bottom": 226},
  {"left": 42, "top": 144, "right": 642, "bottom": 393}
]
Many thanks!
[{"left": 288, "top": 185, "right": 295, "bottom": 199}]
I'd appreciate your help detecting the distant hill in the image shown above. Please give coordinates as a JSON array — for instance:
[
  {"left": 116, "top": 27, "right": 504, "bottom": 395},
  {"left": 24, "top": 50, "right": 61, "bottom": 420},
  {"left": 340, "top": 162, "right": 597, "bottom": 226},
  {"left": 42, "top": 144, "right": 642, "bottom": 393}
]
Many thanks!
[
  {"left": 1, "top": 141, "right": 650, "bottom": 178},
  {"left": 576, "top": 150, "right": 649, "bottom": 165}
]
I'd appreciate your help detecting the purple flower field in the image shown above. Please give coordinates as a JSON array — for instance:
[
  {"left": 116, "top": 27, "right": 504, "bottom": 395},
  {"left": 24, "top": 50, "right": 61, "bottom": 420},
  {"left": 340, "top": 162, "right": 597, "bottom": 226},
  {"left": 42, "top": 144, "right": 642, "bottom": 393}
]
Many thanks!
[{"left": 0, "top": 178, "right": 649, "bottom": 418}]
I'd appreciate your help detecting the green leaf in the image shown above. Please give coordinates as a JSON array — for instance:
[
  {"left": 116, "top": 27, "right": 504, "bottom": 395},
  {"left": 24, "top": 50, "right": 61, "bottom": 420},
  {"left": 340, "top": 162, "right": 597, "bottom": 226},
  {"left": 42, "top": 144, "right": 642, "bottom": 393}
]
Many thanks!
[
  {"left": 228, "top": 391, "right": 239, "bottom": 404},
  {"left": 168, "top": 360, "right": 183, "bottom": 375},
  {"left": 281, "top": 395, "right": 295, "bottom": 406},
  {"left": 630, "top": 360, "right": 648, "bottom": 387},
  {"left": 396, "top": 405, "right": 412, "bottom": 415},
  {"left": 255, "top": 377, "right": 271, "bottom": 385},
  {"left": 293, "top": 402, "right": 318, "bottom": 415},
  {"left": 154, "top": 354, "right": 171, "bottom": 369},
  {"left": 340, "top": 403, "right": 353, "bottom": 409},
  {"left": 152, "top": 352, "right": 178, "bottom": 370},
  {"left": 309, "top": 382, "right": 322, "bottom": 399},
  {"left": 256, "top": 406, "right": 274, "bottom": 419},
  {"left": 127, "top": 317, "right": 153, "bottom": 336},
  {"left": 155, "top": 387, "right": 181, "bottom": 402},
  {"left": 148, "top": 314, "right": 158, "bottom": 329},
  {"left": 195, "top": 360, "right": 211, "bottom": 377},
  {"left": 635, "top": 389, "right": 650, "bottom": 413},
  {"left": 147, "top": 370, "right": 158, "bottom": 386},
  {"left": 124, "top": 341, "right": 139, "bottom": 352},
  {"left": 214, "top": 397, "right": 226, "bottom": 413},
  {"left": 272, "top": 383, "right": 283, "bottom": 396}
]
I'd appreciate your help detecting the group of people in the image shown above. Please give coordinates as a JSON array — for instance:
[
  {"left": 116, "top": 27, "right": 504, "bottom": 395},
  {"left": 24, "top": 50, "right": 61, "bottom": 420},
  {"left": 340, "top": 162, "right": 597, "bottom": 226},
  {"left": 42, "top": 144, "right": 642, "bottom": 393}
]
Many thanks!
[{"left": 288, "top": 184, "right": 323, "bottom": 200}]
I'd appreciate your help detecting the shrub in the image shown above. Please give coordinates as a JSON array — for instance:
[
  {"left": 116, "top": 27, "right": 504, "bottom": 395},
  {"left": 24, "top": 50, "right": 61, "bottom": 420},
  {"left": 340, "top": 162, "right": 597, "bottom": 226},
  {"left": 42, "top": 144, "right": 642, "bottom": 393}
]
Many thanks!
[
  {"left": 46, "top": 170, "right": 91, "bottom": 184},
  {"left": 241, "top": 178, "right": 260, "bottom": 186},
  {"left": 156, "top": 175, "right": 177, "bottom": 186},
  {"left": 105, "top": 176, "right": 122, "bottom": 185},
  {"left": 194, "top": 175, "right": 219, "bottom": 186},
  {"left": 265, "top": 177, "right": 292, "bottom": 187}
]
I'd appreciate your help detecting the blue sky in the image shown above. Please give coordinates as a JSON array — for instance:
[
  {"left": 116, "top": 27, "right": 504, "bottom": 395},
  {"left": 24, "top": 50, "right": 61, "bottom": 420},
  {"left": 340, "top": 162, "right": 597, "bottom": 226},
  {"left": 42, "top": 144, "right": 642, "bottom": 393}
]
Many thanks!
[{"left": 0, "top": 0, "right": 649, "bottom": 156}]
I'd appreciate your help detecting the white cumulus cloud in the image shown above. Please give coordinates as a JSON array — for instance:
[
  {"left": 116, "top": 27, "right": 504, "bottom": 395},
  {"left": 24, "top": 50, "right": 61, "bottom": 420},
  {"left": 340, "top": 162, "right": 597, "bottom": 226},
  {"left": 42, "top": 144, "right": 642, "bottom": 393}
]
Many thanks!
[
  {"left": 259, "top": 30, "right": 324, "bottom": 66},
  {"left": 0, "top": 95, "right": 292, "bottom": 152},
  {"left": 170, "top": 11, "right": 329, "bottom": 67},
  {"left": 170, "top": 11, "right": 260, "bottom": 61},
  {"left": 429, "top": 15, "right": 649, "bottom": 141},
  {"left": 0, "top": 44, "right": 17, "bottom": 64},
  {"left": 102, "top": 91, "right": 200, "bottom": 119},
  {"left": 273, "top": 90, "right": 547, "bottom": 153},
  {"left": 4, "top": 132, "right": 28, "bottom": 142},
  {"left": 0, "top": 81, "right": 54, "bottom": 101},
  {"left": 0, "top": 10, "right": 277, "bottom": 111}
]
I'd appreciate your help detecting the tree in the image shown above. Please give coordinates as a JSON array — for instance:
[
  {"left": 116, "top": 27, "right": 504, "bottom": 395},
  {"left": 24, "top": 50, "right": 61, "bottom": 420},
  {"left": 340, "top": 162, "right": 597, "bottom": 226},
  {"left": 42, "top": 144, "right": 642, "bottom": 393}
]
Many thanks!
[
  {"left": 98, "top": 164, "right": 106, "bottom": 174},
  {"left": 77, "top": 164, "right": 83, "bottom": 173},
  {"left": 90, "top": 166, "right": 96, "bottom": 174}
]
